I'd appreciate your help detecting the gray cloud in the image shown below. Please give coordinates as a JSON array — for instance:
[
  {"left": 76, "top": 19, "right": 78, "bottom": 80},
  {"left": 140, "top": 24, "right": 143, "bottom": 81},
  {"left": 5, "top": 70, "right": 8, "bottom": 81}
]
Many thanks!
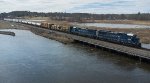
[
  {"left": 0, "top": 0, "right": 149, "bottom": 14},
  {"left": 0, "top": 0, "right": 5, "bottom": 3}
]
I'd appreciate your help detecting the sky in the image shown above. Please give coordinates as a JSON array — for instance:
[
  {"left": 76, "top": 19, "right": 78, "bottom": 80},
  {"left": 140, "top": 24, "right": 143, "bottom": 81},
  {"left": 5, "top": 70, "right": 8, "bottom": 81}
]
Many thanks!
[{"left": 0, "top": 0, "right": 150, "bottom": 14}]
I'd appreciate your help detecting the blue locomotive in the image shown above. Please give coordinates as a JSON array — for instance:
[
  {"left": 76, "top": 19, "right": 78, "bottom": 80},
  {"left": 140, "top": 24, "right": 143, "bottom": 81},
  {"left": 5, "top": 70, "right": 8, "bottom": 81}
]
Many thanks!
[{"left": 69, "top": 26, "right": 141, "bottom": 48}]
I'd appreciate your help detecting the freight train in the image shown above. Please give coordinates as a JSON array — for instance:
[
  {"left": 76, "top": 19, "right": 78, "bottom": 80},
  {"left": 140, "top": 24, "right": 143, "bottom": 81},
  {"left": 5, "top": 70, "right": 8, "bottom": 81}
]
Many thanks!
[{"left": 4, "top": 18, "right": 141, "bottom": 48}]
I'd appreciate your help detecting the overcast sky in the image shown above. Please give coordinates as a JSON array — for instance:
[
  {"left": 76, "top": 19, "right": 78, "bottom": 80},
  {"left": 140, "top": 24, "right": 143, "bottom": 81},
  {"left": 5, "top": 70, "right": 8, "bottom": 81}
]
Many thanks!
[{"left": 0, "top": 0, "right": 150, "bottom": 14}]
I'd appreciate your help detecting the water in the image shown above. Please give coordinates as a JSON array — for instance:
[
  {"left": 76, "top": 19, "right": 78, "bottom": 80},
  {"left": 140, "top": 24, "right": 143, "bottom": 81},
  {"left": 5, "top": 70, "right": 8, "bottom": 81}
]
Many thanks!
[
  {"left": 0, "top": 29, "right": 150, "bottom": 83},
  {"left": 142, "top": 44, "right": 150, "bottom": 49},
  {"left": 77, "top": 23, "right": 150, "bottom": 28}
]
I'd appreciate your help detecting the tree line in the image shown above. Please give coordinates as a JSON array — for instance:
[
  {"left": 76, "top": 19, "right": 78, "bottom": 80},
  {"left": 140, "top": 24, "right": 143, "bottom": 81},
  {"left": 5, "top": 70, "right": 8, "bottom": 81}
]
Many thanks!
[{"left": 0, "top": 11, "right": 150, "bottom": 22}]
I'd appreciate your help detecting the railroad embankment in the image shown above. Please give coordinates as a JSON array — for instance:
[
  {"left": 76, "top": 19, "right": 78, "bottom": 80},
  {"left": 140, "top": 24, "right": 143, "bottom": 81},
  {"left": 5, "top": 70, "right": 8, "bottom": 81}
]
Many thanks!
[
  {"left": 20, "top": 23, "right": 150, "bottom": 61},
  {"left": 29, "top": 26, "right": 74, "bottom": 44}
]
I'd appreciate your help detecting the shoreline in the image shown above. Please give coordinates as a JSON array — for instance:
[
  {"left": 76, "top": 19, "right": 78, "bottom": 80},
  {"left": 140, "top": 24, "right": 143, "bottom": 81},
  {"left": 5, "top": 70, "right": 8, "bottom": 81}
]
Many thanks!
[{"left": 0, "top": 31, "right": 15, "bottom": 36}]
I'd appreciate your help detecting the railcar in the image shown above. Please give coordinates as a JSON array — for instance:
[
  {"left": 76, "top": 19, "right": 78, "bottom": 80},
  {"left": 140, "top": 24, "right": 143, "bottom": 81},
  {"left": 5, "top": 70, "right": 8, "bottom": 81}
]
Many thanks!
[
  {"left": 97, "top": 30, "right": 141, "bottom": 47},
  {"left": 35, "top": 23, "right": 41, "bottom": 27},
  {"left": 50, "top": 24, "right": 68, "bottom": 32},
  {"left": 41, "top": 22, "right": 49, "bottom": 28},
  {"left": 69, "top": 26, "right": 97, "bottom": 38},
  {"left": 41, "top": 22, "right": 54, "bottom": 29}
]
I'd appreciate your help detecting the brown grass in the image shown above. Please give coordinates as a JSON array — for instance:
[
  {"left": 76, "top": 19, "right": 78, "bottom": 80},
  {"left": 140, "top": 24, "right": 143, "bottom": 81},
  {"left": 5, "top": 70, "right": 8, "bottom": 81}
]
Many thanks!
[
  {"left": 0, "top": 21, "right": 14, "bottom": 29},
  {"left": 0, "top": 21, "right": 29, "bottom": 30},
  {"left": 24, "top": 16, "right": 50, "bottom": 21}
]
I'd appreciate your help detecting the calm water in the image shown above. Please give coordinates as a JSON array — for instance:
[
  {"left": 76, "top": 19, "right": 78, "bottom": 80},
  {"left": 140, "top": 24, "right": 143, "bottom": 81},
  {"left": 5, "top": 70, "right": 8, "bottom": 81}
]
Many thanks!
[
  {"left": 77, "top": 23, "right": 150, "bottom": 28},
  {"left": 0, "top": 29, "right": 150, "bottom": 83}
]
